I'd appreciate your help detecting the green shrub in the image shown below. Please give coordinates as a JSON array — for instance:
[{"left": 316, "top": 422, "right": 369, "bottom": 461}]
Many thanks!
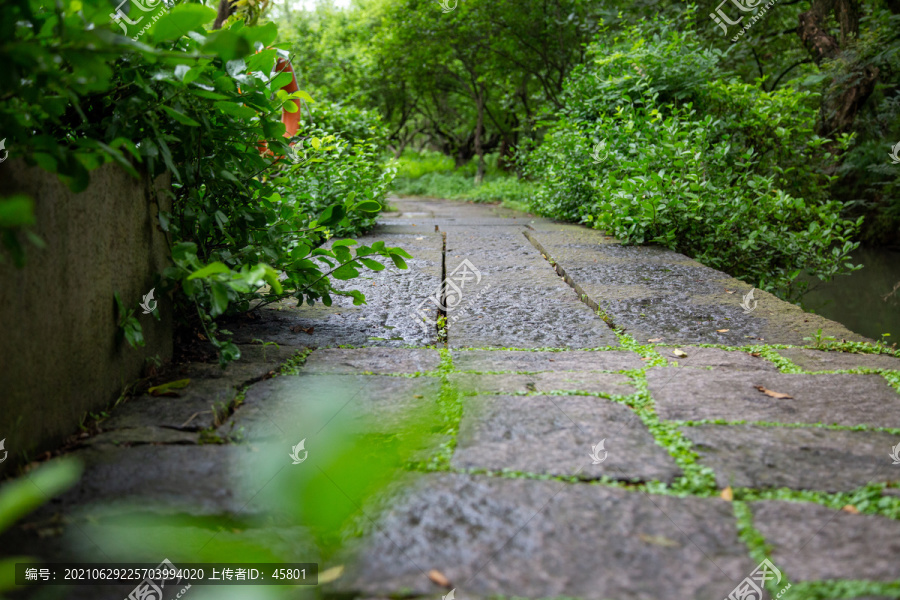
[
  {"left": 524, "top": 11, "right": 861, "bottom": 299},
  {"left": 1, "top": 0, "right": 404, "bottom": 365}
]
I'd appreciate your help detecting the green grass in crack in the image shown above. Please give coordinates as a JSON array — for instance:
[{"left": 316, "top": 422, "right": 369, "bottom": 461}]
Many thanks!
[
  {"left": 733, "top": 500, "right": 771, "bottom": 564},
  {"left": 626, "top": 372, "right": 719, "bottom": 496},
  {"left": 735, "top": 484, "right": 900, "bottom": 521},
  {"left": 277, "top": 347, "right": 314, "bottom": 376},
  {"left": 754, "top": 346, "right": 804, "bottom": 373},
  {"left": 674, "top": 419, "right": 900, "bottom": 436},
  {"left": 787, "top": 580, "right": 900, "bottom": 599},
  {"left": 732, "top": 501, "right": 798, "bottom": 598},
  {"left": 409, "top": 348, "right": 462, "bottom": 472},
  {"left": 611, "top": 331, "right": 667, "bottom": 365}
]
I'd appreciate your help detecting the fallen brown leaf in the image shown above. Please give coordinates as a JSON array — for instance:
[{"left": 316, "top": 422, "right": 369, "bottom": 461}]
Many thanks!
[
  {"left": 197, "top": 332, "right": 207, "bottom": 341},
  {"left": 428, "top": 569, "right": 451, "bottom": 587},
  {"left": 725, "top": 290, "right": 736, "bottom": 294},
  {"left": 290, "top": 325, "right": 314, "bottom": 334},
  {"left": 720, "top": 486, "right": 734, "bottom": 501},
  {"left": 672, "top": 349, "right": 688, "bottom": 358},
  {"left": 638, "top": 533, "right": 680, "bottom": 547},
  {"left": 648, "top": 338, "right": 663, "bottom": 342},
  {"left": 749, "top": 352, "right": 761, "bottom": 357},
  {"left": 319, "top": 565, "right": 344, "bottom": 584},
  {"left": 716, "top": 329, "right": 730, "bottom": 333},
  {"left": 842, "top": 504, "right": 860, "bottom": 514},
  {"left": 755, "top": 385, "right": 793, "bottom": 399}
]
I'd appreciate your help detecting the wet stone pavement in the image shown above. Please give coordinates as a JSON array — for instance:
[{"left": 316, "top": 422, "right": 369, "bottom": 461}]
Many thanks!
[{"left": 6, "top": 197, "right": 900, "bottom": 600}]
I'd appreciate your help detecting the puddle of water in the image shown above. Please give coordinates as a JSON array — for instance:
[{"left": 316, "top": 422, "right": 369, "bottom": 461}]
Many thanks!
[{"left": 800, "top": 247, "right": 900, "bottom": 341}]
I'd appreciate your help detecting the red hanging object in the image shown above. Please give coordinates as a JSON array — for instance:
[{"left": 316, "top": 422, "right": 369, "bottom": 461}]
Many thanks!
[{"left": 275, "top": 56, "right": 301, "bottom": 139}]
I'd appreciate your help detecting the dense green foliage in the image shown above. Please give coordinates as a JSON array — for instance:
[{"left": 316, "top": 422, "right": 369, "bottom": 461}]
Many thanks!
[
  {"left": 1, "top": 0, "right": 401, "bottom": 363},
  {"left": 270, "top": 0, "right": 900, "bottom": 301},
  {"left": 523, "top": 13, "right": 862, "bottom": 298}
]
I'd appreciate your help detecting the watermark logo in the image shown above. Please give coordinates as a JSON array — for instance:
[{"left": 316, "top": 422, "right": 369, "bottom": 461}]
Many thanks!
[
  {"left": 889, "top": 142, "right": 900, "bottom": 165},
  {"left": 290, "top": 439, "right": 308, "bottom": 465},
  {"left": 126, "top": 558, "right": 191, "bottom": 600},
  {"left": 890, "top": 442, "right": 900, "bottom": 465},
  {"left": 589, "top": 439, "right": 608, "bottom": 464},
  {"left": 0, "top": 439, "right": 7, "bottom": 464},
  {"left": 438, "top": 0, "right": 457, "bottom": 12},
  {"left": 412, "top": 259, "right": 490, "bottom": 332},
  {"left": 711, "top": 0, "right": 779, "bottom": 41},
  {"left": 740, "top": 288, "right": 758, "bottom": 314},
  {"left": 286, "top": 145, "right": 304, "bottom": 164},
  {"left": 726, "top": 558, "right": 790, "bottom": 600},
  {"left": 111, "top": 0, "right": 169, "bottom": 41},
  {"left": 590, "top": 141, "right": 609, "bottom": 163},
  {"left": 140, "top": 288, "right": 158, "bottom": 314},
  {"left": 0, "top": 139, "right": 8, "bottom": 164},
  {"left": 442, "top": 589, "right": 456, "bottom": 600}
]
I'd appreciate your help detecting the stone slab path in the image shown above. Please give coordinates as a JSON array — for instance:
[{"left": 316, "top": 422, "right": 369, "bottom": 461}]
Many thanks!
[{"left": 5, "top": 197, "right": 900, "bottom": 600}]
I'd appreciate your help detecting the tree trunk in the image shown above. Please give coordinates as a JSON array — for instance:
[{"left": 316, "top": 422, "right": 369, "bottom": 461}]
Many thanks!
[
  {"left": 474, "top": 87, "right": 485, "bottom": 186},
  {"left": 797, "top": 0, "right": 877, "bottom": 136}
]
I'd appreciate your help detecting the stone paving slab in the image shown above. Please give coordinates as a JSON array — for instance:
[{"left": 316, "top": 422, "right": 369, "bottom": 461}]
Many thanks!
[
  {"left": 302, "top": 347, "right": 441, "bottom": 374},
  {"left": 101, "top": 377, "right": 239, "bottom": 432},
  {"left": 655, "top": 346, "right": 780, "bottom": 371},
  {"left": 335, "top": 473, "right": 755, "bottom": 599},
  {"left": 750, "top": 500, "right": 900, "bottom": 581},
  {"left": 682, "top": 425, "right": 899, "bottom": 492},
  {"left": 649, "top": 369, "right": 900, "bottom": 427},
  {"left": 178, "top": 342, "right": 307, "bottom": 382},
  {"left": 448, "top": 372, "right": 636, "bottom": 396},
  {"left": 777, "top": 348, "right": 900, "bottom": 372},
  {"left": 77, "top": 426, "right": 199, "bottom": 447},
  {"left": 39, "top": 445, "right": 250, "bottom": 515},
  {"left": 231, "top": 374, "right": 444, "bottom": 445},
  {"left": 445, "top": 226, "right": 619, "bottom": 349},
  {"left": 232, "top": 232, "right": 443, "bottom": 348},
  {"left": 525, "top": 230, "right": 868, "bottom": 346},
  {"left": 452, "top": 395, "right": 680, "bottom": 482},
  {"left": 452, "top": 350, "right": 643, "bottom": 372}
]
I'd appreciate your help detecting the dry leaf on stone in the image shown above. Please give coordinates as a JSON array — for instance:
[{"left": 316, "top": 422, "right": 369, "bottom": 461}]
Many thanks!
[
  {"left": 648, "top": 338, "right": 663, "bottom": 342},
  {"left": 319, "top": 565, "right": 344, "bottom": 584},
  {"left": 716, "top": 329, "right": 730, "bottom": 333},
  {"left": 672, "top": 349, "right": 688, "bottom": 358},
  {"left": 427, "top": 569, "right": 451, "bottom": 587},
  {"left": 720, "top": 486, "right": 734, "bottom": 501},
  {"left": 638, "top": 533, "right": 680, "bottom": 547},
  {"left": 725, "top": 290, "right": 736, "bottom": 294},
  {"left": 755, "top": 385, "right": 793, "bottom": 399},
  {"left": 842, "top": 504, "right": 860, "bottom": 514},
  {"left": 290, "top": 325, "right": 314, "bottom": 334}
]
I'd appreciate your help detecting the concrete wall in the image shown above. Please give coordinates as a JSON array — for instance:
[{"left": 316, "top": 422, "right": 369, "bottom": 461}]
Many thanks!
[{"left": 0, "top": 160, "right": 173, "bottom": 473}]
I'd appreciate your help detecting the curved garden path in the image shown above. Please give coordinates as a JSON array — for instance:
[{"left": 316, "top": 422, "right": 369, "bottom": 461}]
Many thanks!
[{"left": 6, "top": 197, "right": 900, "bottom": 600}]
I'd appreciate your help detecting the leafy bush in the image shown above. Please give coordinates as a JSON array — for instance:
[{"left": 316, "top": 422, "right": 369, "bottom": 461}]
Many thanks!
[
  {"left": 286, "top": 105, "right": 397, "bottom": 238},
  {"left": 1, "top": 0, "right": 403, "bottom": 364},
  {"left": 523, "top": 12, "right": 862, "bottom": 299}
]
